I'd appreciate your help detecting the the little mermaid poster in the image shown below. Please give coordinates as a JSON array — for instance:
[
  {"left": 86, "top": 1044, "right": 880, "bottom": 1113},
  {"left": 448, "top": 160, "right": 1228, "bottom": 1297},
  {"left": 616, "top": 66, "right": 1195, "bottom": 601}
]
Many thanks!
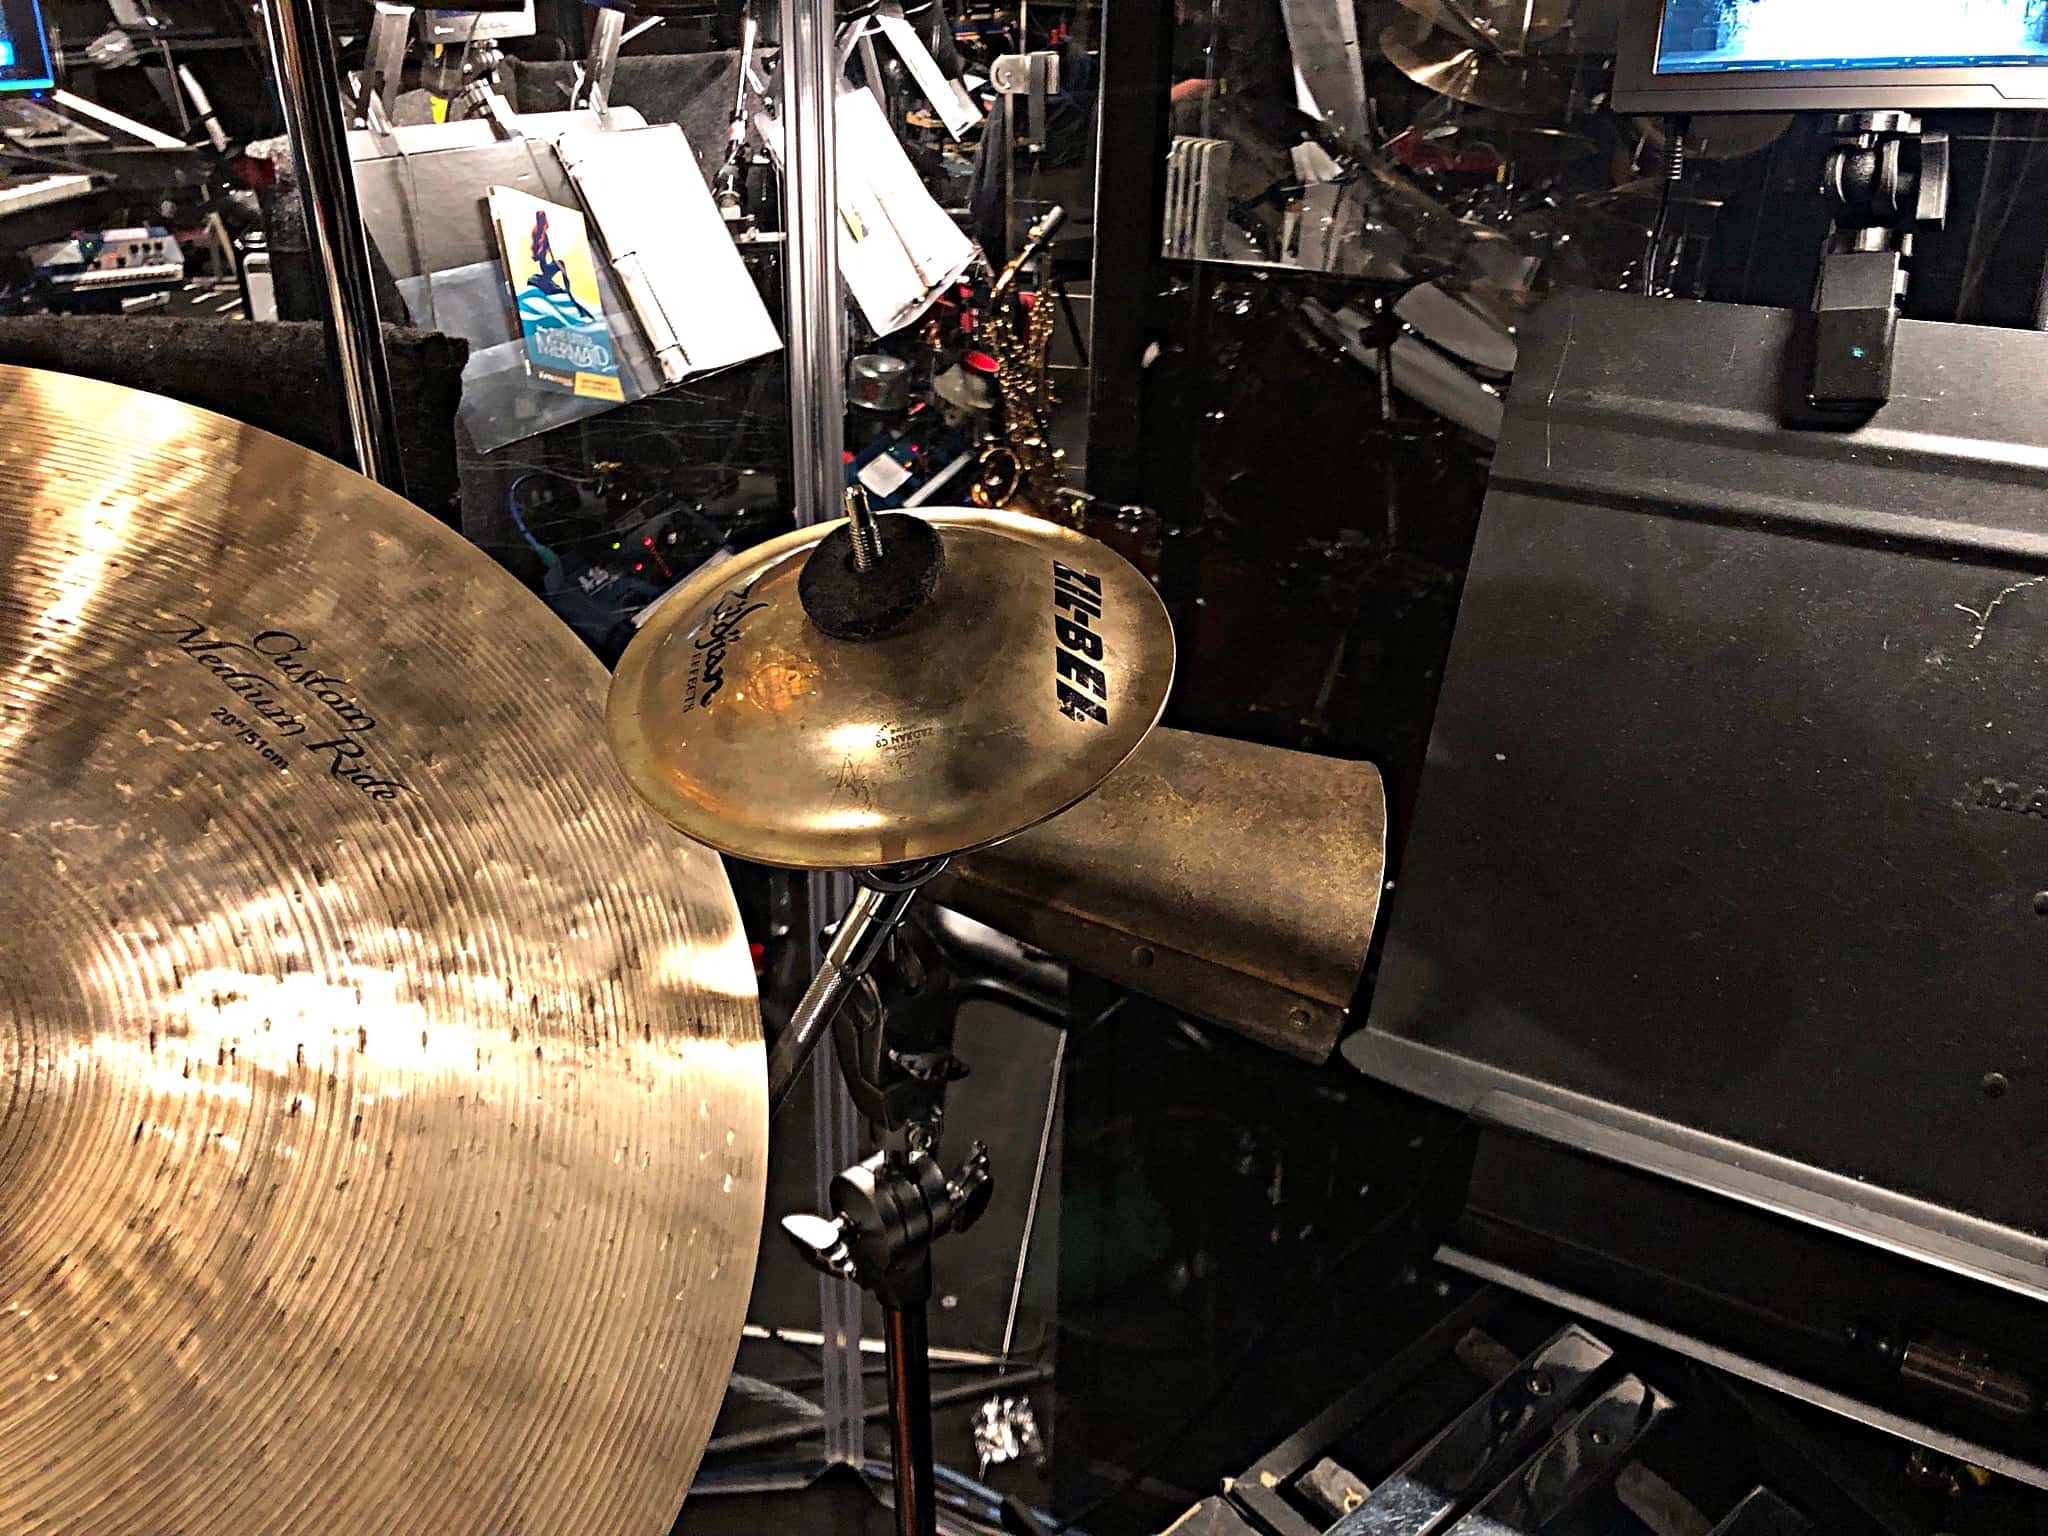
[{"left": 487, "top": 185, "right": 624, "bottom": 402}]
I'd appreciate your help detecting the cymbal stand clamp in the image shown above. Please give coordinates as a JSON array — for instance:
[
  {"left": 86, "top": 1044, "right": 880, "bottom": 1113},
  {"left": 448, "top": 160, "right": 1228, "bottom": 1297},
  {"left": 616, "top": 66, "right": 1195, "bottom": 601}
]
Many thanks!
[
  {"left": 766, "top": 857, "right": 949, "bottom": 1115},
  {"left": 784, "top": 1138, "right": 993, "bottom": 1536}
]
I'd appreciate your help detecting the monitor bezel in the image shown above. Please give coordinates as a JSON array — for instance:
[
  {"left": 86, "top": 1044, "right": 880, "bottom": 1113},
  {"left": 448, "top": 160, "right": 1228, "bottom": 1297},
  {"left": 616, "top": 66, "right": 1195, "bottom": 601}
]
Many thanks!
[
  {"left": 0, "top": 0, "right": 57, "bottom": 93},
  {"left": 1613, "top": 0, "right": 2048, "bottom": 114}
]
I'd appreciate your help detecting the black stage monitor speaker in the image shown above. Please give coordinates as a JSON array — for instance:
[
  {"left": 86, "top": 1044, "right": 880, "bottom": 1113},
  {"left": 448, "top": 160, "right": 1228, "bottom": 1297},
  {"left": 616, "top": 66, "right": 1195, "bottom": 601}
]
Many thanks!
[{"left": 1350, "top": 289, "right": 2048, "bottom": 1307}]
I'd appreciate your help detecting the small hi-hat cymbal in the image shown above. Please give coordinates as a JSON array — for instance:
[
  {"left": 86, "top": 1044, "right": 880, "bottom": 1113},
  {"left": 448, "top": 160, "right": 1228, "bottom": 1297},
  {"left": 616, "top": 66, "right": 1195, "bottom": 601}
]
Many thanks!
[
  {"left": 0, "top": 364, "right": 763, "bottom": 1536},
  {"left": 609, "top": 508, "right": 1175, "bottom": 871},
  {"left": 1381, "top": 16, "right": 1571, "bottom": 116}
]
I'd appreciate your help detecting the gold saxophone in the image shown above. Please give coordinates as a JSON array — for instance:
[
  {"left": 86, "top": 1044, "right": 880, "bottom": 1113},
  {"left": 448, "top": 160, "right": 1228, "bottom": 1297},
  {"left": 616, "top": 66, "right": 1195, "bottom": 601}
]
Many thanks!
[{"left": 973, "top": 205, "right": 1077, "bottom": 525}]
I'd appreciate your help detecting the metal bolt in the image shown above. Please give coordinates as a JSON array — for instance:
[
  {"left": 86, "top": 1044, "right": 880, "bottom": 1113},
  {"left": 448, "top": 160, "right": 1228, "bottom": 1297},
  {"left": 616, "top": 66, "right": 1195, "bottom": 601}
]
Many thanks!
[
  {"left": 1525, "top": 1372, "right": 1551, "bottom": 1397},
  {"left": 1131, "top": 945, "right": 1156, "bottom": 969},
  {"left": 1983, "top": 1072, "right": 2010, "bottom": 1099},
  {"left": 2033, "top": 890, "right": 2048, "bottom": 916},
  {"left": 845, "top": 487, "right": 883, "bottom": 573}
]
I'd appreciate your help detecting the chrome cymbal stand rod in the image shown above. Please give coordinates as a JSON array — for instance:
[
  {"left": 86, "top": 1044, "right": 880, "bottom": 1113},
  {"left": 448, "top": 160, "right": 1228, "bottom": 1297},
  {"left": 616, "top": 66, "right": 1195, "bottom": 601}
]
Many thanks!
[
  {"left": 785, "top": 1140, "right": 994, "bottom": 1536},
  {"left": 768, "top": 859, "right": 950, "bottom": 1116},
  {"left": 258, "top": 0, "right": 406, "bottom": 491}
]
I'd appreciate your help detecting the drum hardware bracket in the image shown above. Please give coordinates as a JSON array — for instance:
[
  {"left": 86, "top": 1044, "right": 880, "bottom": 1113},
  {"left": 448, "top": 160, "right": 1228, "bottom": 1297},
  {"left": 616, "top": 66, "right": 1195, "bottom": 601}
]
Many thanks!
[
  {"left": 765, "top": 857, "right": 950, "bottom": 1116},
  {"left": 989, "top": 51, "right": 1058, "bottom": 151},
  {"left": 783, "top": 1139, "right": 993, "bottom": 1536},
  {"left": 783, "top": 899, "right": 995, "bottom": 1536},
  {"left": 784, "top": 1079, "right": 993, "bottom": 1536},
  {"left": 1806, "top": 111, "right": 1949, "bottom": 415}
]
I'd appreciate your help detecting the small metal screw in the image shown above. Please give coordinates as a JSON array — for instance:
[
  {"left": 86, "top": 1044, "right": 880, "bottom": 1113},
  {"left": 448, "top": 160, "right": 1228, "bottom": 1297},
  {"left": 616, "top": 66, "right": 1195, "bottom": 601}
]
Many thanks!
[
  {"left": 1287, "top": 1005, "right": 1313, "bottom": 1028},
  {"left": 1589, "top": 1428, "right": 1612, "bottom": 1447},
  {"left": 1525, "top": 1372, "right": 1551, "bottom": 1397},
  {"left": 1983, "top": 1072, "right": 2010, "bottom": 1099},
  {"left": 845, "top": 487, "right": 883, "bottom": 573},
  {"left": 2033, "top": 891, "right": 2048, "bottom": 916},
  {"left": 1131, "top": 945, "right": 1156, "bottom": 969}
]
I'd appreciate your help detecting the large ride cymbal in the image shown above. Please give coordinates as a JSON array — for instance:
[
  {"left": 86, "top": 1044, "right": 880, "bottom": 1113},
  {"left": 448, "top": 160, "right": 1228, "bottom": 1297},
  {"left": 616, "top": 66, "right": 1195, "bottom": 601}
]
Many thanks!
[
  {"left": 1381, "top": 16, "right": 1571, "bottom": 115},
  {"left": 0, "top": 366, "right": 764, "bottom": 1535},
  {"left": 609, "top": 508, "right": 1175, "bottom": 870}
]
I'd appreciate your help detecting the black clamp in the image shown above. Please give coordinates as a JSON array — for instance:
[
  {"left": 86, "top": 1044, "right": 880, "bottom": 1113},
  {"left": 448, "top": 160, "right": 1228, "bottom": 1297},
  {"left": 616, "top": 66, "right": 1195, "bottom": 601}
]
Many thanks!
[
  {"left": 782, "top": 1143, "right": 994, "bottom": 1309},
  {"left": 1808, "top": 112, "right": 1950, "bottom": 416}
]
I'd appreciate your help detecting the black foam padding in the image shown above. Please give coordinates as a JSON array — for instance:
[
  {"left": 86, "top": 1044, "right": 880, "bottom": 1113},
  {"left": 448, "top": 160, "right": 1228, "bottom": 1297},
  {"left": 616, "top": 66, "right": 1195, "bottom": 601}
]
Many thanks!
[
  {"left": 799, "top": 514, "right": 945, "bottom": 641},
  {"left": 0, "top": 317, "right": 470, "bottom": 528},
  {"left": 508, "top": 52, "right": 745, "bottom": 181}
]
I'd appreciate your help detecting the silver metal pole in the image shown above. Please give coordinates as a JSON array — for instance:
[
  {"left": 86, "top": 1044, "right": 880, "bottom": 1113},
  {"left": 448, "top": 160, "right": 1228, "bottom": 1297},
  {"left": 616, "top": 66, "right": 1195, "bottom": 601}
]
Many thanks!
[
  {"left": 585, "top": 7, "right": 625, "bottom": 117},
  {"left": 768, "top": 880, "right": 920, "bottom": 1115},
  {"left": 811, "top": 984, "right": 867, "bottom": 1472},
  {"left": 781, "top": 0, "right": 846, "bottom": 529},
  {"left": 778, "top": 0, "right": 862, "bottom": 1468},
  {"left": 1000, "top": 1025, "right": 1065, "bottom": 1361},
  {"left": 260, "top": 0, "right": 408, "bottom": 493}
]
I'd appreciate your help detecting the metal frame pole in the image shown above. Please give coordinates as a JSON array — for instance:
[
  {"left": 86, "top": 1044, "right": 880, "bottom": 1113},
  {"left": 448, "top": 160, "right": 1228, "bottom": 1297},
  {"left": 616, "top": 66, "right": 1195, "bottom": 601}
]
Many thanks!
[
  {"left": 781, "top": 0, "right": 846, "bottom": 530},
  {"left": 777, "top": 0, "right": 864, "bottom": 1469},
  {"left": 260, "top": 0, "right": 408, "bottom": 493}
]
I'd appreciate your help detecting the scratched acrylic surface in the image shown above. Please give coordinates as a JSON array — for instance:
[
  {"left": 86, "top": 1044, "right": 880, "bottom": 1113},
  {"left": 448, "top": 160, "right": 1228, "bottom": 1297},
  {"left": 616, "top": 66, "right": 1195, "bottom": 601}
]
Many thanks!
[{"left": 0, "top": 365, "right": 767, "bottom": 1536}]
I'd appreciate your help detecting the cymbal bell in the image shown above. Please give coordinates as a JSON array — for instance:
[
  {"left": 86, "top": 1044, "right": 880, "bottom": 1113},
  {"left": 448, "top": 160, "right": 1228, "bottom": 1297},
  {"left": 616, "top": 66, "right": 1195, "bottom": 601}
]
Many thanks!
[
  {"left": 609, "top": 508, "right": 1175, "bottom": 871},
  {"left": 0, "top": 365, "right": 764, "bottom": 1536},
  {"left": 1381, "top": 17, "right": 1571, "bottom": 115}
]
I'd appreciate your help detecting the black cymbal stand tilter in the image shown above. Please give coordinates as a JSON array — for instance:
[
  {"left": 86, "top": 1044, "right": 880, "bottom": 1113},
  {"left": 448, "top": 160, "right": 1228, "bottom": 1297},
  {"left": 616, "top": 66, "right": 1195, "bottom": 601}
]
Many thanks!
[{"left": 777, "top": 903, "right": 995, "bottom": 1536}]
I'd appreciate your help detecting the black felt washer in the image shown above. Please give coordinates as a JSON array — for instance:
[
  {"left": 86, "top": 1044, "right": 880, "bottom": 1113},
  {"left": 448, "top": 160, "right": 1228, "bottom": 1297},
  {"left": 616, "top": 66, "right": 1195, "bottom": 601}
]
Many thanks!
[{"left": 798, "top": 514, "right": 946, "bottom": 641}]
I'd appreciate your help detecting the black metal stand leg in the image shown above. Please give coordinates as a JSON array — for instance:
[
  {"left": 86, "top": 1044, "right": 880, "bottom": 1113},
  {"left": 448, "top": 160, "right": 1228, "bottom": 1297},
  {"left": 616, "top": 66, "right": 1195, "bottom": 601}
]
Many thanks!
[
  {"left": 884, "top": 1299, "right": 937, "bottom": 1536},
  {"left": 1052, "top": 275, "right": 1090, "bottom": 370}
]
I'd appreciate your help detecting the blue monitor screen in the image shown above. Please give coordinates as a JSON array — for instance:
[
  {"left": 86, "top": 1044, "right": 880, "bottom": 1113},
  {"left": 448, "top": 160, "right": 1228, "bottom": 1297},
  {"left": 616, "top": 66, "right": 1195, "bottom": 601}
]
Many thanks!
[
  {"left": 0, "top": 0, "right": 56, "bottom": 91},
  {"left": 1657, "top": 0, "right": 2048, "bottom": 75}
]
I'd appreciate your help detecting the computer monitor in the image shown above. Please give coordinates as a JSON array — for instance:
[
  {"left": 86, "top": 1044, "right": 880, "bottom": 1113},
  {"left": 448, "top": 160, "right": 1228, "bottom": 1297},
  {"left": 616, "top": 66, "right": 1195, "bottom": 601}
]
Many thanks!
[
  {"left": 1615, "top": 0, "right": 2048, "bottom": 113},
  {"left": 0, "top": 0, "right": 56, "bottom": 93}
]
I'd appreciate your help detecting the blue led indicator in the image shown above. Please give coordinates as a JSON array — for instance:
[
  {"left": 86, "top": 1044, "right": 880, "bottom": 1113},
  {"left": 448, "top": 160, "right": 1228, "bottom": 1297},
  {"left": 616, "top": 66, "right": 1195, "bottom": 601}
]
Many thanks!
[
  {"left": 1850, "top": 346, "right": 1867, "bottom": 359},
  {"left": 0, "top": 42, "right": 14, "bottom": 67}
]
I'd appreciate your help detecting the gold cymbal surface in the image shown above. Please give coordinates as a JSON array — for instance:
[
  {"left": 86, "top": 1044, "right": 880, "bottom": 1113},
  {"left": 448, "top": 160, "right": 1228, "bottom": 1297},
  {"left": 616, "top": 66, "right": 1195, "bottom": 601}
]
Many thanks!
[
  {"left": 609, "top": 509, "right": 1175, "bottom": 870},
  {"left": 0, "top": 366, "right": 765, "bottom": 1535},
  {"left": 1381, "top": 17, "right": 1570, "bottom": 114},
  {"left": 1394, "top": 0, "right": 1572, "bottom": 49}
]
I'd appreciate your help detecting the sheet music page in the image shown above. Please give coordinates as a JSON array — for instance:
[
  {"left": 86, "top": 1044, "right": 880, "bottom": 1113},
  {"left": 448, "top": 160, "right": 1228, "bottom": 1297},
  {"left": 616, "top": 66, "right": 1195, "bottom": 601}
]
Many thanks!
[
  {"left": 873, "top": 5, "right": 981, "bottom": 139},
  {"left": 756, "top": 89, "right": 975, "bottom": 335},
  {"left": 557, "top": 123, "right": 781, "bottom": 382}
]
